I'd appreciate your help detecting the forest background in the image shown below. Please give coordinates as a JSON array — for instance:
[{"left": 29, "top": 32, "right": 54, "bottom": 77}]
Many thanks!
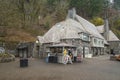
[{"left": 0, "top": 0, "right": 120, "bottom": 46}]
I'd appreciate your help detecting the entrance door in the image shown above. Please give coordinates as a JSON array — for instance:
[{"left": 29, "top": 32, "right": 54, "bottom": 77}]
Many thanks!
[{"left": 83, "top": 47, "right": 91, "bottom": 58}]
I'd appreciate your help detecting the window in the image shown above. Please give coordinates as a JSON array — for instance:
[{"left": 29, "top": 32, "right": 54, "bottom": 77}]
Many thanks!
[
  {"left": 101, "top": 41, "right": 103, "bottom": 45},
  {"left": 99, "top": 41, "right": 101, "bottom": 45},
  {"left": 93, "top": 38, "right": 104, "bottom": 47},
  {"left": 82, "top": 33, "right": 90, "bottom": 41},
  {"left": 94, "top": 39, "right": 97, "bottom": 44}
]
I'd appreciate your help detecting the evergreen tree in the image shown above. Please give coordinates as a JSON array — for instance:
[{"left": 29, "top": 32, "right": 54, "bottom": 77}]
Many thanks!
[{"left": 114, "top": 0, "right": 120, "bottom": 10}]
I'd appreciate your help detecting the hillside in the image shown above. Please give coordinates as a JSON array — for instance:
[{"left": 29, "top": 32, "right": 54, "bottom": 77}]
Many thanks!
[{"left": 0, "top": 0, "right": 120, "bottom": 44}]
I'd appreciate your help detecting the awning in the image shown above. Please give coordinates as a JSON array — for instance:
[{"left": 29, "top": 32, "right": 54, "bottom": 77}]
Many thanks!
[{"left": 48, "top": 43, "right": 76, "bottom": 48}]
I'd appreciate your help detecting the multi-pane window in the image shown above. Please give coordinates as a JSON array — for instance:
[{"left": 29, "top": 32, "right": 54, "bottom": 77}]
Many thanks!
[
  {"left": 82, "top": 33, "right": 90, "bottom": 41},
  {"left": 93, "top": 37, "right": 104, "bottom": 47},
  {"left": 78, "top": 32, "right": 90, "bottom": 41}
]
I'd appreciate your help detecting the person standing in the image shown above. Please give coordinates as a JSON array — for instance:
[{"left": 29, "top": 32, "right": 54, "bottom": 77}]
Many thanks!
[
  {"left": 63, "top": 49, "right": 73, "bottom": 64},
  {"left": 68, "top": 49, "right": 73, "bottom": 60},
  {"left": 63, "top": 49, "right": 67, "bottom": 56}
]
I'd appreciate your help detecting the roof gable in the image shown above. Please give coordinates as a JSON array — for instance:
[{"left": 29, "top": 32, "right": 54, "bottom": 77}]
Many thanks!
[
  {"left": 96, "top": 25, "right": 119, "bottom": 41},
  {"left": 109, "top": 30, "right": 119, "bottom": 41},
  {"left": 75, "top": 15, "right": 105, "bottom": 40},
  {"left": 42, "top": 19, "right": 86, "bottom": 43}
]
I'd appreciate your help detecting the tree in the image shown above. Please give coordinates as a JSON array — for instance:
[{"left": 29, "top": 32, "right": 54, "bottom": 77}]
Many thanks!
[
  {"left": 69, "top": 0, "right": 105, "bottom": 18},
  {"left": 114, "top": 0, "right": 120, "bottom": 10},
  {"left": 90, "top": 17, "right": 104, "bottom": 26},
  {"left": 113, "top": 18, "right": 120, "bottom": 30},
  {"left": 54, "top": 0, "right": 69, "bottom": 21},
  {"left": 88, "top": 0, "right": 105, "bottom": 17},
  {"left": 15, "top": 0, "right": 45, "bottom": 28},
  {"left": 0, "top": 0, "right": 20, "bottom": 27}
]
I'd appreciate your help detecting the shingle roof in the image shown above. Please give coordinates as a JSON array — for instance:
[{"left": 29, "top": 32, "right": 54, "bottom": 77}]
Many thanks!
[
  {"left": 39, "top": 19, "right": 86, "bottom": 43},
  {"left": 109, "top": 30, "right": 119, "bottom": 41},
  {"left": 96, "top": 25, "right": 104, "bottom": 33},
  {"left": 75, "top": 15, "right": 104, "bottom": 39},
  {"left": 37, "top": 36, "right": 44, "bottom": 43},
  {"left": 38, "top": 14, "right": 107, "bottom": 44},
  {"left": 96, "top": 25, "right": 119, "bottom": 41}
]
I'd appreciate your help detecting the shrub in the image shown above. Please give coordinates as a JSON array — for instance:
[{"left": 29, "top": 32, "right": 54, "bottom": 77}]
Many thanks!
[
  {"left": 0, "top": 53, "right": 15, "bottom": 63},
  {"left": 90, "top": 17, "right": 104, "bottom": 26}
]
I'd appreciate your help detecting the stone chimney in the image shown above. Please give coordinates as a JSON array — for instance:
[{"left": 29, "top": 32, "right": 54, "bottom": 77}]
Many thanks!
[
  {"left": 104, "top": 19, "right": 109, "bottom": 41},
  {"left": 66, "top": 8, "right": 76, "bottom": 19}
]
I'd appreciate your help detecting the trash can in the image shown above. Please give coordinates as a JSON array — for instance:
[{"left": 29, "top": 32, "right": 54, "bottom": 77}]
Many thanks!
[
  {"left": 53, "top": 56, "right": 57, "bottom": 63},
  {"left": 24, "top": 58, "right": 28, "bottom": 67},
  {"left": 20, "top": 58, "right": 28, "bottom": 67},
  {"left": 49, "top": 56, "right": 54, "bottom": 63}
]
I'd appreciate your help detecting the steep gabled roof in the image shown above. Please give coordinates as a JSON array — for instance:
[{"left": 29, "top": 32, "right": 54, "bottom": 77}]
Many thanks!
[
  {"left": 37, "top": 36, "right": 44, "bottom": 44},
  {"left": 96, "top": 25, "right": 104, "bottom": 33},
  {"left": 75, "top": 15, "right": 104, "bottom": 39},
  {"left": 61, "top": 19, "right": 86, "bottom": 39},
  {"left": 40, "top": 19, "right": 86, "bottom": 43},
  {"left": 96, "top": 25, "right": 119, "bottom": 41},
  {"left": 37, "top": 13, "right": 107, "bottom": 44},
  {"left": 109, "top": 30, "right": 119, "bottom": 41}
]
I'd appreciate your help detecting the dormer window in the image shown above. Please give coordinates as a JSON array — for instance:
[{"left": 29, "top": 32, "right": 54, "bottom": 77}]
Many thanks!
[
  {"left": 82, "top": 33, "right": 90, "bottom": 41},
  {"left": 78, "top": 32, "right": 90, "bottom": 41}
]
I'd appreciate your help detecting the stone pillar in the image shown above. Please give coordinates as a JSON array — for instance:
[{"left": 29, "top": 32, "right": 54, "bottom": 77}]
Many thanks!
[{"left": 104, "top": 19, "right": 109, "bottom": 41}]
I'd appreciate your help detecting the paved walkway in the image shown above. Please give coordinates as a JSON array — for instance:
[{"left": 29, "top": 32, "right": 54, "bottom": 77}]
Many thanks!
[{"left": 0, "top": 55, "right": 120, "bottom": 80}]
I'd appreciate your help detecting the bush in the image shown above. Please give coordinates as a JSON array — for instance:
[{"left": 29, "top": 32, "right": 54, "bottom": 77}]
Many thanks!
[
  {"left": 0, "top": 53, "right": 15, "bottom": 63},
  {"left": 90, "top": 17, "right": 104, "bottom": 26}
]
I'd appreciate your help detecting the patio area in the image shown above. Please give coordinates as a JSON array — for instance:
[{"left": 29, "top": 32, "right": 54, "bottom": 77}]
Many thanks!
[{"left": 0, "top": 55, "right": 120, "bottom": 80}]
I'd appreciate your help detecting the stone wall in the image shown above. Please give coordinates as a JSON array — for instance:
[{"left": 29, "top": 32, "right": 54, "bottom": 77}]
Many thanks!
[{"left": 108, "top": 41, "right": 120, "bottom": 54}]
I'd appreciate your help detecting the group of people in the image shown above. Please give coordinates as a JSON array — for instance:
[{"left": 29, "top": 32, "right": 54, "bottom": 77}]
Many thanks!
[{"left": 63, "top": 49, "right": 73, "bottom": 64}]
